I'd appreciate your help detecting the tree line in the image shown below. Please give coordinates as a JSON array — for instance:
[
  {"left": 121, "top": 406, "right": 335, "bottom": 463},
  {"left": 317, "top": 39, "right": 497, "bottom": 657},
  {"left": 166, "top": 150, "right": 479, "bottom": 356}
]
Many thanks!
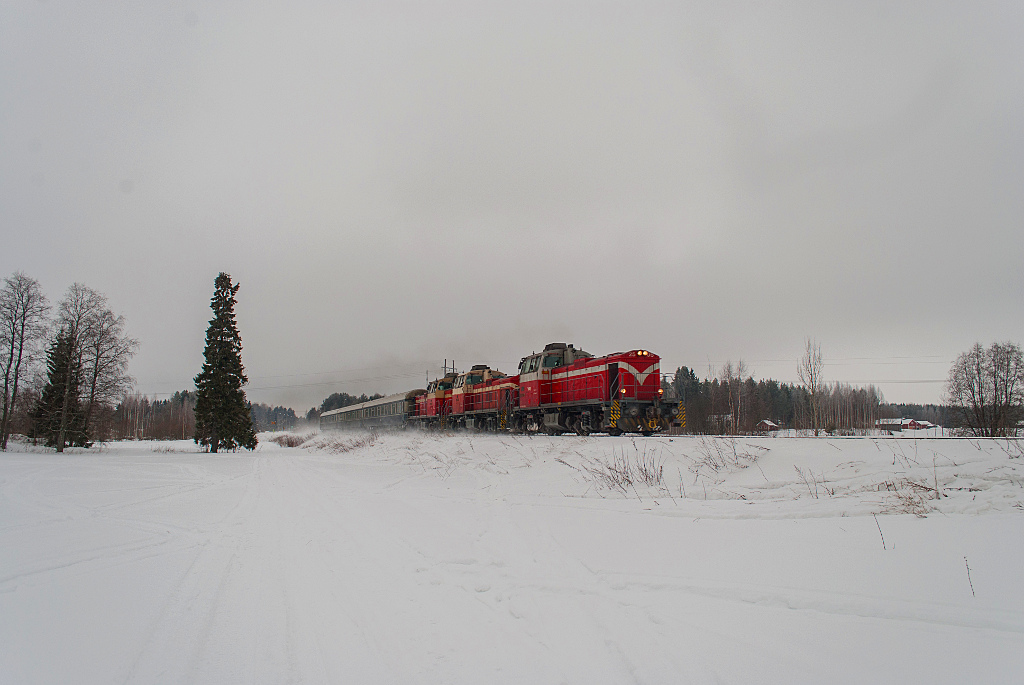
[
  {"left": 316, "top": 392, "right": 385, "bottom": 416},
  {"left": 664, "top": 364, "right": 886, "bottom": 435},
  {"left": 667, "top": 338, "right": 1024, "bottom": 437},
  {"left": 297, "top": 392, "right": 386, "bottom": 423},
  {"left": 0, "top": 271, "right": 267, "bottom": 452},
  {"left": 110, "top": 390, "right": 296, "bottom": 440},
  {"left": 1, "top": 273, "right": 137, "bottom": 450}
]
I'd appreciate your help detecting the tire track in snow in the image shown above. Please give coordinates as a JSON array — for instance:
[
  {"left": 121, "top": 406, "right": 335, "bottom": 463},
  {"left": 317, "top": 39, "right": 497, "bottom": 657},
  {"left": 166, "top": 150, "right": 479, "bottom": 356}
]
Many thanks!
[{"left": 600, "top": 572, "right": 1024, "bottom": 634}]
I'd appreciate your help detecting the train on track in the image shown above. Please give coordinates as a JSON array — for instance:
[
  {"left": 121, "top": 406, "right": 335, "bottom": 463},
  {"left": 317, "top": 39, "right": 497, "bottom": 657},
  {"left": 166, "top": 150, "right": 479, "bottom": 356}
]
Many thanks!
[{"left": 320, "top": 343, "right": 681, "bottom": 436}]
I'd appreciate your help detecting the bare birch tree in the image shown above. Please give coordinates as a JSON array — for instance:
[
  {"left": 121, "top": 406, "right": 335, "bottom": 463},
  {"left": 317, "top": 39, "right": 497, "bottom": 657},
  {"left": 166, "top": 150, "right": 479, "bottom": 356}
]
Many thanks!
[
  {"left": 52, "top": 284, "right": 105, "bottom": 451},
  {"left": 81, "top": 309, "right": 138, "bottom": 438},
  {"left": 34, "top": 284, "right": 139, "bottom": 449},
  {"left": 719, "top": 359, "right": 749, "bottom": 434},
  {"left": 0, "top": 273, "right": 50, "bottom": 449},
  {"left": 798, "top": 338, "right": 824, "bottom": 435},
  {"left": 946, "top": 342, "right": 1024, "bottom": 437}
]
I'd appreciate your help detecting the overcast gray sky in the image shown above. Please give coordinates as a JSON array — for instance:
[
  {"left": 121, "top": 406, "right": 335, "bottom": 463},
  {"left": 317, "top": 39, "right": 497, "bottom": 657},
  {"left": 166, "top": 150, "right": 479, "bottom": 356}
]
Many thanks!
[{"left": 2, "top": 1, "right": 1022, "bottom": 411}]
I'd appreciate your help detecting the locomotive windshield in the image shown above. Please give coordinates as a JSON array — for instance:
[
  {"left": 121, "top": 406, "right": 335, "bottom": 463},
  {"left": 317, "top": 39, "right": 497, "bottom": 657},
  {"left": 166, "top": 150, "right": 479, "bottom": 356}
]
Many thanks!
[
  {"left": 520, "top": 356, "right": 540, "bottom": 374},
  {"left": 466, "top": 373, "right": 482, "bottom": 386}
]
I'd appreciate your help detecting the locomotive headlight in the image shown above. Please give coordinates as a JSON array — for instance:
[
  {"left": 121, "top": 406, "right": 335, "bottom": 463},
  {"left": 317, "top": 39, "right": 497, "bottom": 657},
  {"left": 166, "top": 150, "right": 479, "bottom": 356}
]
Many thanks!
[{"left": 620, "top": 388, "right": 627, "bottom": 394}]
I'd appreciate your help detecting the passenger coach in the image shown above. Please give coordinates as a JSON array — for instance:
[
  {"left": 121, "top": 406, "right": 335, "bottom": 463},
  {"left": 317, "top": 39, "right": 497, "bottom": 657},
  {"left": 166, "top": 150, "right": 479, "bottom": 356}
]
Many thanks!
[{"left": 319, "top": 390, "right": 425, "bottom": 431}]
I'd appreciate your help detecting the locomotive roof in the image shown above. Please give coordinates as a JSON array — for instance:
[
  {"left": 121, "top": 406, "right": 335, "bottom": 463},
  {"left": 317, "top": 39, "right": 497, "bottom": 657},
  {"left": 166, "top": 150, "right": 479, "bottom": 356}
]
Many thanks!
[{"left": 320, "top": 389, "right": 426, "bottom": 417}]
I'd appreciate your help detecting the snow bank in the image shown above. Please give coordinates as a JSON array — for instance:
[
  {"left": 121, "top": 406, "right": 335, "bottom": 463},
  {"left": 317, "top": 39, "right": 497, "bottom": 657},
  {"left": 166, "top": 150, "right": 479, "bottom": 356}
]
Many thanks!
[{"left": 2, "top": 434, "right": 1022, "bottom": 683}]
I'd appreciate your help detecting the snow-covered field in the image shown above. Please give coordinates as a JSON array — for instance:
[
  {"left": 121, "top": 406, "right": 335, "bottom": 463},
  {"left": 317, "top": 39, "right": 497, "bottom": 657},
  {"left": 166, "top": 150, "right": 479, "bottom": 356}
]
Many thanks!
[{"left": 2, "top": 432, "right": 1023, "bottom": 684}]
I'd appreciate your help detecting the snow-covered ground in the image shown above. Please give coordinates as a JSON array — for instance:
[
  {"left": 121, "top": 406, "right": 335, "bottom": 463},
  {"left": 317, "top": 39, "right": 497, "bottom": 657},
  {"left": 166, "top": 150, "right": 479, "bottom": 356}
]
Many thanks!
[{"left": 2, "top": 432, "right": 1023, "bottom": 684}]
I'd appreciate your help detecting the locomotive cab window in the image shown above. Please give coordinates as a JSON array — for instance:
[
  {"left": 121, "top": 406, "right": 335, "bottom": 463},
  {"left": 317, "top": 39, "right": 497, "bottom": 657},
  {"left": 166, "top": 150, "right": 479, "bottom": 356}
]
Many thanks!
[{"left": 543, "top": 355, "right": 562, "bottom": 369}]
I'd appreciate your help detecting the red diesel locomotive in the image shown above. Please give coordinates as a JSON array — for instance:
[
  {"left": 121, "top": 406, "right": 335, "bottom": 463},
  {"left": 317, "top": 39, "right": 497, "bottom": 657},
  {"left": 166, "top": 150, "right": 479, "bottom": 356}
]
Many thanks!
[{"left": 320, "top": 342, "right": 675, "bottom": 435}]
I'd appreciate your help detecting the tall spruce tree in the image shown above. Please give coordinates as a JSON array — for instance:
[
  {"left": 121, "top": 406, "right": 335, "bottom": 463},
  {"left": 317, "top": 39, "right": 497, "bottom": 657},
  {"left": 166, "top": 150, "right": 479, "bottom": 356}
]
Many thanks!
[
  {"left": 193, "top": 273, "right": 257, "bottom": 452},
  {"left": 31, "top": 329, "right": 90, "bottom": 449}
]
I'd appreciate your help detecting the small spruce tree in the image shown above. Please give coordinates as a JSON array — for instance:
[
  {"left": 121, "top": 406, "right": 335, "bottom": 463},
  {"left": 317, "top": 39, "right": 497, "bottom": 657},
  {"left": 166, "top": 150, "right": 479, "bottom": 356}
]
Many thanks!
[
  {"left": 193, "top": 273, "right": 257, "bottom": 452},
  {"left": 31, "top": 329, "right": 90, "bottom": 449}
]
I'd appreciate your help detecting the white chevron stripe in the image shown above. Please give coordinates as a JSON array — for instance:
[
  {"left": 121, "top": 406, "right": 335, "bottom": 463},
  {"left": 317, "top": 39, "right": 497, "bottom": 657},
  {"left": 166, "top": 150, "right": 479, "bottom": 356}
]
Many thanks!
[{"left": 618, "top": 361, "right": 658, "bottom": 386}]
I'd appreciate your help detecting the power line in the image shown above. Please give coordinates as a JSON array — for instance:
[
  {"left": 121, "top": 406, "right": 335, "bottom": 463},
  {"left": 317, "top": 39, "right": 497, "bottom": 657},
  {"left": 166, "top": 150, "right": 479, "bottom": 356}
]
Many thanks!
[
  {"left": 247, "top": 370, "right": 428, "bottom": 391},
  {"left": 677, "top": 356, "right": 949, "bottom": 366},
  {"left": 830, "top": 379, "right": 945, "bottom": 384}
]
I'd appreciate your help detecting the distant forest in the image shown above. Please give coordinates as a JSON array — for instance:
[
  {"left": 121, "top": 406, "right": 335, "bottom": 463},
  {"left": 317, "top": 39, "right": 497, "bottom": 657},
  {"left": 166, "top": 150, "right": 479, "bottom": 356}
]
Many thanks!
[
  {"left": 665, "top": 366, "right": 959, "bottom": 434},
  {"left": 316, "top": 392, "right": 385, "bottom": 415},
  {"left": 110, "top": 391, "right": 297, "bottom": 441},
  {"left": 106, "top": 390, "right": 390, "bottom": 441}
]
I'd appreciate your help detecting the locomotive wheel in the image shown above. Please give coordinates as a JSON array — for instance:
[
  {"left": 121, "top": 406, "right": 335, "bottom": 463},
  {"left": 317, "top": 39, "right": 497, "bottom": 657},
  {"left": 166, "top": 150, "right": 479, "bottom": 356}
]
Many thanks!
[
  {"left": 572, "top": 417, "right": 590, "bottom": 437},
  {"left": 608, "top": 428, "right": 623, "bottom": 436}
]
